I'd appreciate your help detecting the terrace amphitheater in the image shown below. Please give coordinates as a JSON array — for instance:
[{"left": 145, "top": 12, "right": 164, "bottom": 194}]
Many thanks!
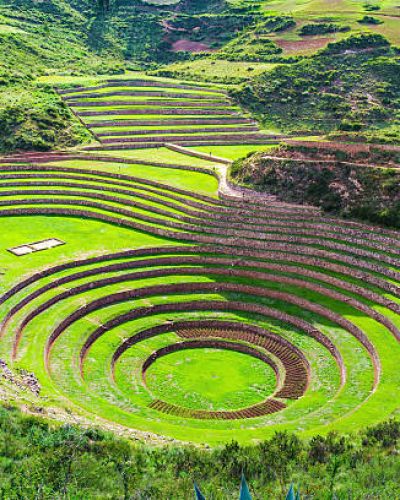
[{"left": 0, "top": 76, "right": 399, "bottom": 445}]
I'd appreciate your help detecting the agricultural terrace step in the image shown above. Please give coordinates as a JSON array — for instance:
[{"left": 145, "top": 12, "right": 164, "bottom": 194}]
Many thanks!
[
  {"left": 286, "top": 140, "right": 400, "bottom": 153},
  {"left": 0, "top": 153, "right": 211, "bottom": 172},
  {"left": 141, "top": 340, "right": 282, "bottom": 420},
  {"left": 64, "top": 91, "right": 227, "bottom": 101},
  {"left": 176, "top": 325, "right": 309, "bottom": 399},
  {"left": 0, "top": 168, "right": 322, "bottom": 215},
  {"left": 68, "top": 281, "right": 380, "bottom": 380},
  {"left": 87, "top": 118, "right": 254, "bottom": 128},
  {"left": 1, "top": 184, "right": 398, "bottom": 267},
  {"left": 3, "top": 203, "right": 398, "bottom": 275},
  {"left": 260, "top": 155, "right": 400, "bottom": 170},
  {"left": 90, "top": 139, "right": 279, "bottom": 150},
  {"left": 2, "top": 247, "right": 396, "bottom": 386},
  {"left": 68, "top": 100, "right": 232, "bottom": 108},
  {"left": 57, "top": 81, "right": 227, "bottom": 95},
  {"left": 0, "top": 174, "right": 327, "bottom": 217},
  {"left": 77, "top": 108, "right": 239, "bottom": 117},
  {"left": 149, "top": 397, "right": 286, "bottom": 420},
  {"left": 64, "top": 291, "right": 345, "bottom": 378},
  {"left": 4, "top": 246, "right": 398, "bottom": 324},
  {"left": 2, "top": 222, "right": 398, "bottom": 326},
  {"left": 95, "top": 126, "right": 259, "bottom": 137},
  {"left": 0, "top": 192, "right": 325, "bottom": 238},
  {"left": 2, "top": 164, "right": 397, "bottom": 227},
  {"left": 1, "top": 169, "right": 222, "bottom": 208},
  {"left": 3, "top": 252, "right": 396, "bottom": 374},
  {"left": 84, "top": 143, "right": 165, "bottom": 150},
  {"left": 100, "top": 133, "right": 274, "bottom": 144},
  {"left": 165, "top": 143, "right": 232, "bottom": 165}
]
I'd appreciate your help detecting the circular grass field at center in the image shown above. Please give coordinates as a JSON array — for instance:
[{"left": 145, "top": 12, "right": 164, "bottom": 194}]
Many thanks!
[{"left": 145, "top": 347, "right": 277, "bottom": 411}]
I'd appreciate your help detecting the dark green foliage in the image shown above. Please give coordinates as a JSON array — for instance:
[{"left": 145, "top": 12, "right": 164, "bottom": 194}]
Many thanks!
[
  {"left": 166, "top": 13, "right": 260, "bottom": 48},
  {"left": 363, "top": 420, "right": 400, "bottom": 448},
  {"left": 232, "top": 34, "right": 399, "bottom": 136},
  {"left": 216, "top": 16, "right": 293, "bottom": 61},
  {"left": 0, "top": 406, "right": 398, "bottom": 498},
  {"left": 299, "top": 23, "right": 350, "bottom": 36},
  {"left": 364, "top": 3, "right": 381, "bottom": 11},
  {"left": 0, "top": 86, "right": 91, "bottom": 153},
  {"left": 358, "top": 15, "right": 383, "bottom": 25},
  {"left": 174, "top": 0, "right": 229, "bottom": 15},
  {"left": 230, "top": 145, "right": 400, "bottom": 228},
  {"left": 323, "top": 32, "right": 389, "bottom": 54}
]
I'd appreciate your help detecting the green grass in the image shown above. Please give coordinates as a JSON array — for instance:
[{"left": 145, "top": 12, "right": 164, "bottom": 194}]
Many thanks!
[
  {"left": 0, "top": 73, "right": 398, "bottom": 447},
  {"left": 153, "top": 60, "right": 282, "bottom": 83},
  {"left": 38, "top": 71, "right": 225, "bottom": 91},
  {"left": 84, "top": 114, "right": 237, "bottom": 122},
  {"left": 0, "top": 216, "right": 170, "bottom": 294},
  {"left": 47, "top": 156, "right": 219, "bottom": 196},
  {"left": 65, "top": 86, "right": 225, "bottom": 98},
  {"left": 93, "top": 123, "right": 255, "bottom": 133},
  {"left": 146, "top": 347, "right": 277, "bottom": 410},
  {"left": 93, "top": 147, "right": 217, "bottom": 168},
  {"left": 189, "top": 144, "right": 278, "bottom": 160}
]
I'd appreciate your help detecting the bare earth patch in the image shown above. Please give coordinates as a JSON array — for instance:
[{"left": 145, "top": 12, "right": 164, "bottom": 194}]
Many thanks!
[
  {"left": 276, "top": 37, "right": 332, "bottom": 54},
  {"left": 172, "top": 39, "right": 213, "bottom": 53}
]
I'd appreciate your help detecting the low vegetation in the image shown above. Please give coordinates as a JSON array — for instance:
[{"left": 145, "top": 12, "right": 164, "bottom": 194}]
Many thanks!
[
  {"left": 233, "top": 34, "right": 400, "bottom": 139},
  {"left": 299, "top": 23, "right": 350, "bottom": 36},
  {"left": 0, "top": 1, "right": 398, "bottom": 497},
  {"left": 0, "top": 86, "right": 90, "bottom": 153},
  {"left": 231, "top": 141, "right": 400, "bottom": 227},
  {"left": 0, "top": 405, "right": 398, "bottom": 499}
]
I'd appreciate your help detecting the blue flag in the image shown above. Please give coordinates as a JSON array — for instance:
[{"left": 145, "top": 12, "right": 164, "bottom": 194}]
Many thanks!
[
  {"left": 194, "top": 483, "right": 206, "bottom": 500},
  {"left": 239, "top": 474, "right": 252, "bottom": 500},
  {"left": 286, "top": 484, "right": 295, "bottom": 500}
]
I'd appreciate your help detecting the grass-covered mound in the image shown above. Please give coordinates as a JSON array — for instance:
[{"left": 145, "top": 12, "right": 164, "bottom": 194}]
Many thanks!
[
  {"left": 0, "top": 1, "right": 124, "bottom": 153},
  {"left": 215, "top": 17, "right": 294, "bottom": 62},
  {"left": 230, "top": 141, "right": 400, "bottom": 227},
  {"left": 0, "top": 86, "right": 91, "bottom": 153},
  {"left": 0, "top": 405, "right": 398, "bottom": 498},
  {"left": 233, "top": 34, "right": 400, "bottom": 137}
]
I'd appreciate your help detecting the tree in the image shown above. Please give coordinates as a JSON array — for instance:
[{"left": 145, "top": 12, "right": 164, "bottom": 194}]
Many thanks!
[{"left": 98, "top": 0, "right": 111, "bottom": 13}]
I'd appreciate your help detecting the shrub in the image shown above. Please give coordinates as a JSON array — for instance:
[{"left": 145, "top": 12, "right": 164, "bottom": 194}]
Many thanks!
[
  {"left": 299, "top": 23, "right": 350, "bottom": 36},
  {"left": 0, "top": 85, "right": 90, "bottom": 153},
  {"left": 358, "top": 15, "right": 383, "bottom": 25}
]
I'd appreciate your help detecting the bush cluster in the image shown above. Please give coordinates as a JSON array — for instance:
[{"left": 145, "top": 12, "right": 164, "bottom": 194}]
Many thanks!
[
  {"left": 232, "top": 34, "right": 399, "bottom": 138},
  {"left": 0, "top": 406, "right": 398, "bottom": 498},
  {"left": 299, "top": 23, "right": 350, "bottom": 36}
]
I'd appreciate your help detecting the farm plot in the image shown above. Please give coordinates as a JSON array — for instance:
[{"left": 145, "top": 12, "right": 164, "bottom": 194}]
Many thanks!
[
  {"left": 57, "top": 77, "right": 277, "bottom": 150},
  {"left": 0, "top": 152, "right": 399, "bottom": 445}
]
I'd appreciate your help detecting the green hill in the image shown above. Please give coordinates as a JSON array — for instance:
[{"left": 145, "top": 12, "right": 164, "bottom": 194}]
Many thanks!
[
  {"left": 233, "top": 33, "right": 400, "bottom": 137},
  {"left": 0, "top": 2, "right": 398, "bottom": 498}
]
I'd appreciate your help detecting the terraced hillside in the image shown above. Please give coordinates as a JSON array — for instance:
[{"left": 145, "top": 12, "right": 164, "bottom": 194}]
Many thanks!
[
  {"left": 0, "top": 137, "right": 399, "bottom": 444},
  {"left": 57, "top": 78, "right": 279, "bottom": 150}
]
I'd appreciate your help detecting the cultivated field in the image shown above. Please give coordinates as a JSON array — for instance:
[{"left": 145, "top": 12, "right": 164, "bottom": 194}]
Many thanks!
[
  {"left": 57, "top": 78, "right": 277, "bottom": 149},
  {"left": 0, "top": 76, "right": 398, "bottom": 446}
]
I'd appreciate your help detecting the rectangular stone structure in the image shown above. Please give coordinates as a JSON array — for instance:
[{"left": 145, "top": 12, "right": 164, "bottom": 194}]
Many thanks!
[{"left": 8, "top": 238, "right": 65, "bottom": 256}]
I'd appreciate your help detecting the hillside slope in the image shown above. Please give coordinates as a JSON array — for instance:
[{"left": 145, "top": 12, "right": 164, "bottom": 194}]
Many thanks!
[
  {"left": 231, "top": 141, "right": 400, "bottom": 227},
  {"left": 233, "top": 34, "right": 400, "bottom": 137}
]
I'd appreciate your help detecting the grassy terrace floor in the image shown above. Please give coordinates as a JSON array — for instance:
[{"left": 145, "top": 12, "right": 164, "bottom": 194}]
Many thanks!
[
  {"left": 0, "top": 74, "right": 398, "bottom": 445},
  {"left": 57, "top": 76, "right": 279, "bottom": 151}
]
